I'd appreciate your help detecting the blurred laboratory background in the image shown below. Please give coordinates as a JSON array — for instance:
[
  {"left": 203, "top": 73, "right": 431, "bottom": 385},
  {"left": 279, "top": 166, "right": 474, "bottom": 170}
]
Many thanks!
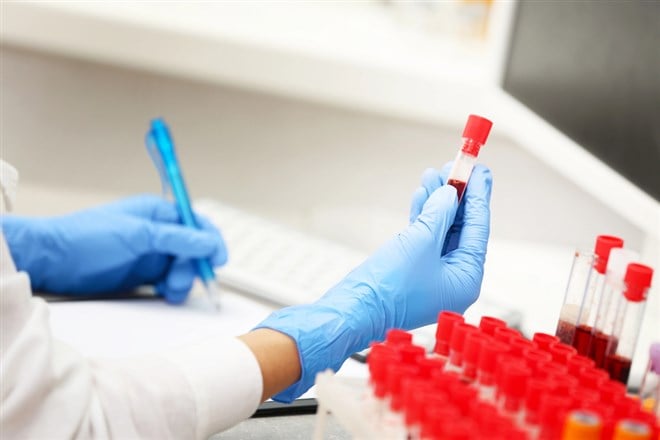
[{"left": 1, "top": 1, "right": 658, "bottom": 382}]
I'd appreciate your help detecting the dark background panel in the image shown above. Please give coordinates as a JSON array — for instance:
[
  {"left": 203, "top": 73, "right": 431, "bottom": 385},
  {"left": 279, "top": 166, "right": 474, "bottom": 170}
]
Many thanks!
[{"left": 504, "top": 1, "right": 660, "bottom": 201}]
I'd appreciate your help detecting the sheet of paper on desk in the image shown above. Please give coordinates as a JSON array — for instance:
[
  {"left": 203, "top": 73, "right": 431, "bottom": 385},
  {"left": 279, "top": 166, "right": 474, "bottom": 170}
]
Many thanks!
[
  {"left": 48, "top": 288, "right": 369, "bottom": 400},
  {"left": 47, "top": 290, "right": 276, "bottom": 358}
]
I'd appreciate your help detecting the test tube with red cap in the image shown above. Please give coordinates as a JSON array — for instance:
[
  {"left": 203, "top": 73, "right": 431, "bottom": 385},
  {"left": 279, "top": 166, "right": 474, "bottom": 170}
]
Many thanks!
[
  {"left": 589, "top": 249, "right": 639, "bottom": 367},
  {"left": 603, "top": 263, "right": 654, "bottom": 384},
  {"left": 433, "top": 311, "right": 464, "bottom": 363},
  {"left": 555, "top": 236, "right": 623, "bottom": 347},
  {"left": 638, "top": 343, "right": 660, "bottom": 417},
  {"left": 446, "top": 114, "right": 492, "bottom": 201},
  {"left": 572, "top": 236, "right": 624, "bottom": 355},
  {"left": 555, "top": 250, "right": 596, "bottom": 345}
]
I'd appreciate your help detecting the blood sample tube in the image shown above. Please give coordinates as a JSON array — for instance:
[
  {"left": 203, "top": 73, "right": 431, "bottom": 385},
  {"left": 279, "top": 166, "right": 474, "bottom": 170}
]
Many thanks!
[
  {"left": 638, "top": 343, "right": 660, "bottom": 417},
  {"left": 476, "top": 341, "right": 509, "bottom": 401},
  {"left": 523, "top": 378, "right": 557, "bottom": 426},
  {"left": 402, "top": 379, "right": 429, "bottom": 440},
  {"left": 384, "top": 364, "right": 419, "bottom": 437},
  {"left": 555, "top": 250, "right": 596, "bottom": 345},
  {"left": 447, "top": 323, "right": 478, "bottom": 372},
  {"left": 446, "top": 114, "right": 493, "bottom": 201},
  {"left": 572, "top": 236, "right": 624, "bottom": 355},
  {"left": 538, "top": 394, "right": 571, "bottom": 440},
  {"left": 497, "top": 362, "right": 532, "bottom": 419},
  {"left": 604, "top": 263, "right": 654, "bottom": 385},
  {"left": 589, "top": 249, "right": 640, "bottom": 367},
  {"left": 561, "top": 410, "right": 603, "bottom": 440},
  {"left": 434, "top": 311, "right": 464, "bottom": 360},
  {"left": 462, "top": 332, "right": 487, "bottom": 382},
  {"left": 367, "top": 343, "right": 400, "bottom": 421}
]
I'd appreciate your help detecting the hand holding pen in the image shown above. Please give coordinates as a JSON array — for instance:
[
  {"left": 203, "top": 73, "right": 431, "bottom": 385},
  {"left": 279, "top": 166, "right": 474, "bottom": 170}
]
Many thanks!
[{"left": 146, "top": 118, "right": 223, "bottom": 309}]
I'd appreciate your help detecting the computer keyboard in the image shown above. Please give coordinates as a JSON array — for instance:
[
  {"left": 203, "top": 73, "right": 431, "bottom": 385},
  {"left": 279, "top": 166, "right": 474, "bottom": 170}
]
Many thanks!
[{"left": 194, "top": 199, "right": 367, "bottom": 306}]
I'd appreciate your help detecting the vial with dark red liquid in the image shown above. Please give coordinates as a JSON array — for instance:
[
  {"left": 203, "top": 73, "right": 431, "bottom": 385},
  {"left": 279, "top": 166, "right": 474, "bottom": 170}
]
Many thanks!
[
  {"left": 588, "top": 248, "right": 639, "bottom": 367},
  {"left": 446, "top": 114, "right": 492, "bottom": 201},
  {"left": 554, "top": 236, "right": 623, "bottom": 349},
  {"left": 555, "top": 250, "right": 595, "bottom": 345},
  {"left": 571, "top": 236, "right": 624, "bottom": 356},
  {"left": 604, "top": 263, "right": 654, "bottom": 385}
]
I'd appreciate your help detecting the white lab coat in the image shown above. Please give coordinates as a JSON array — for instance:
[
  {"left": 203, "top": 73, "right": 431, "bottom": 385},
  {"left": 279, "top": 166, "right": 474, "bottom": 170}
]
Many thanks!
[{"left": 0, "top": 167, "right": 263, "bottom": 438}]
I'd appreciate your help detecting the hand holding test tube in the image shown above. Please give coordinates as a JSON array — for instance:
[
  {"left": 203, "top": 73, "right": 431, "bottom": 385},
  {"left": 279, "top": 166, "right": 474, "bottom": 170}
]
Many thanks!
[{"left": 145, "top": 118, "right": 222, "bottom": 309}]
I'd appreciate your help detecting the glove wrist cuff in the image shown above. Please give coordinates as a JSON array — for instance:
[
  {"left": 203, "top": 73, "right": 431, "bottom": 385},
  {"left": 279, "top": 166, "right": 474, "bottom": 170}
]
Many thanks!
[{"left": 254, "top": 284, "right": 385, "bottom": 402}]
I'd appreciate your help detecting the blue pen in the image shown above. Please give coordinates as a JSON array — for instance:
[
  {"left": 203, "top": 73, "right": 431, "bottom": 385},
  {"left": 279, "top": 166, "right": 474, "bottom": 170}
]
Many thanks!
[{"left": 145, "top": 118, "right": 221, "bottom": 309}]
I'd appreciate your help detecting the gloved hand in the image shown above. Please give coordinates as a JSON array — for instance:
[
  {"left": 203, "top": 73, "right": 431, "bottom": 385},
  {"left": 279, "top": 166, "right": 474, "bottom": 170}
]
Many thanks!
[
  {"left": 257, "top": 164, "right": 492, "bottom": 401},
  {"left": 1, "top": 194, "right": 227, "bottom": 303}
]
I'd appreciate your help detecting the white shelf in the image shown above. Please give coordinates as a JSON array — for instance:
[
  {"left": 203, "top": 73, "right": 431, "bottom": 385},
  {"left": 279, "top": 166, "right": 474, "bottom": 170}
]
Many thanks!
[
  {"left": 1, "top": 1, "right": 495, "bottom": 126},
  {"left": 2, "top": 1, "right": 659, "bottom": 242}
]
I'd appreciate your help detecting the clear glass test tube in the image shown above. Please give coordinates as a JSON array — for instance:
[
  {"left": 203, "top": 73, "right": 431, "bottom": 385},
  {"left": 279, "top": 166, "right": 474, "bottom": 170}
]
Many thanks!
[
  {"left": 588, "top": 248, "right": 639, "bottom": 367},
  {"left": 446, "top": 114, "right": 492, "bottom": 201},
  {"left": 572, "top": 236, "right": 624, "bottom": 355},
  {"left": 555, "top": 250, "right": 596, "bottom": 345},
  {"left": 604, "top": 263, "right": 654, "bottom": 385}
]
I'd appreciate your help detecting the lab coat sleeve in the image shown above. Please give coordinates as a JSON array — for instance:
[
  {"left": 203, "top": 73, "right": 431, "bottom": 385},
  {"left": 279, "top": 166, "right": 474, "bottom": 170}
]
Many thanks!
[{"left": 0, "top": 233, "right": 263, "bottom": 439}]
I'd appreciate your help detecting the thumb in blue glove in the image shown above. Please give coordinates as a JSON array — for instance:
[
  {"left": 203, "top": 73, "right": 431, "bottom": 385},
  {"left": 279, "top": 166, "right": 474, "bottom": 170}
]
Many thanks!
[
  {"left": 257, "top": 164, "right": 492, "bottom": 402},
  {"left": 1, "top": 194, "right": 227, "bottom": 303}
]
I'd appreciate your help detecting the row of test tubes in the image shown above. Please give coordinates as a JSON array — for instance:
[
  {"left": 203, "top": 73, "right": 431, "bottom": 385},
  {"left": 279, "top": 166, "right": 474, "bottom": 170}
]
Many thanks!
[
  {"left": 361, "top": 312, "right": 659, "bottom": 439},
  {"left": 555, "top": 235, "right": 654, "bottom": 386}
]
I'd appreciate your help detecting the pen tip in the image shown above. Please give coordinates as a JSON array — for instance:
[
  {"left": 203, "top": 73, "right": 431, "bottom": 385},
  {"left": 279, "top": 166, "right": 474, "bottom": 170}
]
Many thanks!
[{"left": 206, "top": 281, "right": 222, "bottom": 311}]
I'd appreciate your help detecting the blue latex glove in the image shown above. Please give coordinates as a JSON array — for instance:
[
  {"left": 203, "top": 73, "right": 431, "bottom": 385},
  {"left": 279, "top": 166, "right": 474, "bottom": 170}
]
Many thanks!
[
  {"left": 1, "top": 194, "right": 227, "bottom": 303},
  {"left": 257, "top": 164, "right": 492, "bottom": 401}
]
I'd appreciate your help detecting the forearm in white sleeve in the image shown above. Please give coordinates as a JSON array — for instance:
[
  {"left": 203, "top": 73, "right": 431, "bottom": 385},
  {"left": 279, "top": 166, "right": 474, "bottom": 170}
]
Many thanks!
[{"left": 0, "top": 234, "right": 263, "bottom": 439}]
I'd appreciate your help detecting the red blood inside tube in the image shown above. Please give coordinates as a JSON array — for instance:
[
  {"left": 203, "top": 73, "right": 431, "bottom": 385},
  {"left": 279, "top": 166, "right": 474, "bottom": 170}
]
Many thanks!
[{"left": 447, "top": 179, "right": 467, "bottom": 201}]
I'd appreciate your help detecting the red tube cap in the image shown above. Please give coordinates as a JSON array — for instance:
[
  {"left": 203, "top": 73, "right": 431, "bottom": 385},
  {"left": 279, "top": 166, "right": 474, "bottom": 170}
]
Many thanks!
[
  {"left": 600, "top": 380, "right": 626, "bottom": 404},
  {"left": 502, "top": 363, "right": 532, "bottom": 399},
  {"left": 494, "top": 326, "right": 522, "bottom": 346},
  {"left": 398, "top": 343, "right": 426, "bottom": 365},
  {"left": 449, "top": 323, "right": 478, "bottom": 366},
  {"left": 579, "top": 367, "right": 609, "bottom": 389},
  {"left": 478, "top": 341, "right": 509, "bottom": 376},
  {"left": 435, "top": 311, "right": 464, "bottom": 356},
  {"left": 510, "top": 338, "right": 537, "bottom": 357},
  {"left": 623, "top": 263, "right": 653, "bottom": 302},
  {"left": 554, "top": 374, "right": 580, "bottom": 396},
  {"left": 533, "top": 332, "right": 560, "bottom": 351},
  {"left": 462, "top": 114, "right": 493, "bottom": 146},
  {"left": 549, "top": 342, "right": 578, "bottom": 364},
  {"left": 479, "top": 316, "right": 507, "bottom": 336},
  {"left": 593, "top": 235, "right": 624, "bottom": 274},
  {"left": 567, "top": 355, "right": 596, "bottom": 377},
  {"left": 463, "top": 332, "right": 487, "bottom": 366},
  {"left": 525, "top": 378, "right": 558, "bottom": 413},
  {"left": 386, "top": 328, "right": 413, "bottom": 345},
  {"left": 523, "top": 347, "right": 553, "bottom": 373},
  {"left": 415, "top": 357, "right": 445, "bottom": 379}
]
